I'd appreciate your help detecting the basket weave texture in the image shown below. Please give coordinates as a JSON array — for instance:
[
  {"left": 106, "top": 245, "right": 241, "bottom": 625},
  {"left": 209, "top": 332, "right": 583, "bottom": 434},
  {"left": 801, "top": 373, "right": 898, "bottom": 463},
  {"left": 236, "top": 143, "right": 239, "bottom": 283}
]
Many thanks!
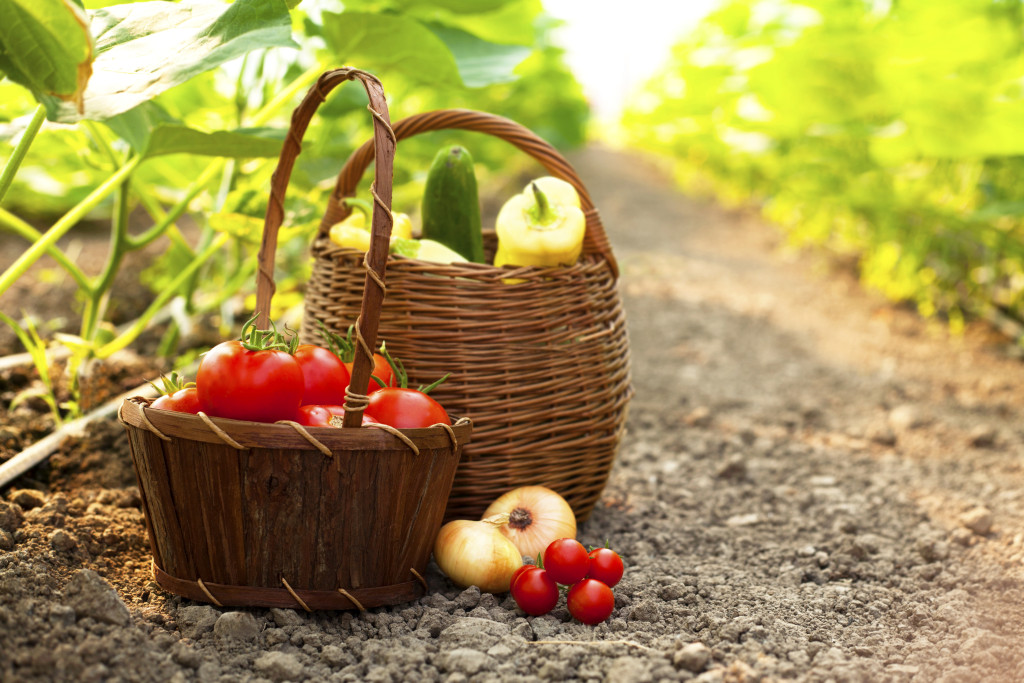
[
  {"left": 303, "top": 110, "right": 633, "bottom": 523},
  {"left": 119, "top": 68, "right": 471, "bottom": 611}
]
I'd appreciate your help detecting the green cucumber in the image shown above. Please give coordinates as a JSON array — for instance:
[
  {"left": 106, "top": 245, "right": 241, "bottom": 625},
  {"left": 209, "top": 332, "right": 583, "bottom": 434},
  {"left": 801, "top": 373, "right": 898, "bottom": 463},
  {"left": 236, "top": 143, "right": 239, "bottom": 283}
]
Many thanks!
[{"left": 421, "top": 145, "right": 485, "bottom": 263}]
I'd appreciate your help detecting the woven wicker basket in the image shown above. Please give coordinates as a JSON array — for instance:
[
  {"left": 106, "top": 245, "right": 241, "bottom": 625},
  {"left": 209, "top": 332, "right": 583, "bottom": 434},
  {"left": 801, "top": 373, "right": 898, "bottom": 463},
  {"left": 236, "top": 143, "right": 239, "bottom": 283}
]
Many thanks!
[
  {"left": 303, "top": 110, "right": 632, "bottom": 523},
  {"left": 119, "top": 68, "right": 472, "bottom": 611}
]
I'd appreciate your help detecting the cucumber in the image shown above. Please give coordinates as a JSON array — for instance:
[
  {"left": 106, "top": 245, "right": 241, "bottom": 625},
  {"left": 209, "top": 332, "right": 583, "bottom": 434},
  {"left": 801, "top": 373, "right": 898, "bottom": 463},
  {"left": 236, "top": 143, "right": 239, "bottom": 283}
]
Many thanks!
[{"left": 421, "top": 145, "right": 485, "bottom": 263}]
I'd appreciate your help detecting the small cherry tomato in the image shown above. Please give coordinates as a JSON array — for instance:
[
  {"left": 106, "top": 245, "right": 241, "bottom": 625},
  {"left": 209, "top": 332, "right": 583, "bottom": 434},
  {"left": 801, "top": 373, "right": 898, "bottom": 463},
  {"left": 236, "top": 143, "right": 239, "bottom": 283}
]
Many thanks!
[
  {"left": 294, "top": 344, "right": 350, "bottom": 405},
  {"left": 364, "top": 387, "right": 450, "bottom": 429},
  {"left": 567, "top": 578, "right": 615, "bottom": 625},
  {"left": 542, "top": 538, "right": 590, "bottom": 585},
  {"left": 510, "top": 566, "right": 559, "bottom": 616},
  {"left": 509, "top": 563, "right": 536, "bottom": 590},
  {"left": 150, "top": 387, "right": 201, "bottom": 414},
  {"left": 587, "top": 547, "right": 624, "bottom": 588}
]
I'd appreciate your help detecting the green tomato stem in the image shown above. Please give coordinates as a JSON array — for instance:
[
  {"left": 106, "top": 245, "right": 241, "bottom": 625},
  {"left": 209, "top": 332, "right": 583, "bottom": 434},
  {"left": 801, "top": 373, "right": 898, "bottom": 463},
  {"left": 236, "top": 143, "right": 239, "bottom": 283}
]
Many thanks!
[{"left": 0, "top": 105, "right": 46, "bottom": 205}]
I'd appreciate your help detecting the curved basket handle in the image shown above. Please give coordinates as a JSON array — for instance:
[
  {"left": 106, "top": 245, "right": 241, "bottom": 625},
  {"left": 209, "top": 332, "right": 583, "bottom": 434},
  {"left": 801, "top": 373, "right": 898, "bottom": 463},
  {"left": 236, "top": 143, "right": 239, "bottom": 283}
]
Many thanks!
[
  {"left": 255, "top": 67, "right": 396, "bottom": 428},
  {"left": 317, "top": 109, "right": 618, "bottom": 277}
]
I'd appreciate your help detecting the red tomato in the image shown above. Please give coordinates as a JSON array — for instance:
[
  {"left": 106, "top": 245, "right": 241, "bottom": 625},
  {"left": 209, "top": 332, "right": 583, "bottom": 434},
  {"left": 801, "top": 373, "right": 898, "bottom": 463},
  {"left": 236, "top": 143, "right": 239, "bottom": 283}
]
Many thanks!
[
  {"left": 509, "top": 563, "right": 535, "bottom": 590},
  {"left": 150, "top": 387, "right": 201, "bottom": 414},
  {"left": 542, "top": 538, "right": 590, "bottom": 585},
  {"left": 587, "top": 547, "right": 624, "bottom": 587},
  {"left": 344, "top": 353, "right": 394, "bottom": 392},
  {"left": 197, "top": 340, "right": 303, "bottom": 422},
  {"left": 295, "top": 405, "right": 380, "bottom": 427},
  {"left": 510, "top": 566, "right": 559, "bottom": 616},
  {"left": 364, "top": 388, "right": 450, "bottom": 429},
  {"left": 294, "top": 344, "right": 350, "bottom": 405},
  {"left": 566, "top": 578, "right": 615, "bottom": 625}
]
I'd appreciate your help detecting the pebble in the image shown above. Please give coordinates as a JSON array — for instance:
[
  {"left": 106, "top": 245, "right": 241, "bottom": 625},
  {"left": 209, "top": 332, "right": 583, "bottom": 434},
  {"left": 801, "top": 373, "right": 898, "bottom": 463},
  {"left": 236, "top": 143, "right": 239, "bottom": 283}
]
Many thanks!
[
  {"left": 0, "top": 529, "right": 13, "bottom": 550},
  {"left": 63, "top": 569, "right": 130, "bottom": 626},
  {"left": 968, "top": 425, "right": 997, "bottom": 448},
  {"left": 9, "top": 489, "right": 45, "bottom": 509},
  {"left": 440, "top": 648, "right": 495, "bottom": 676},
  {"left": 888, "top": 404, "right": 924, "bottom": 431},
  {"left": 960, "top": 506, "right": 993, "bottom": 536},
  {"left": 213, "top": 611, "right": 260, "bottom": 641},
  {"left": 49, "top": 528, "right": 78, "bottom": 552},
  {"left": 674, "top": 641, "right": 711, "bottom": 672},
  {"left": 268, "top": 607, "right": 304, "bottom": 627},
  {"left": 0, "top": 501, "right": 24, "bottom": 532},
  {"left": 177, "top": 605, "right": 219, "bottom": 639},
  {"left": 254, "top": 651, "right": 304, "bottom": 682},
  {"left": 439, "top": 617, "right": 512, "bottom": 651}
]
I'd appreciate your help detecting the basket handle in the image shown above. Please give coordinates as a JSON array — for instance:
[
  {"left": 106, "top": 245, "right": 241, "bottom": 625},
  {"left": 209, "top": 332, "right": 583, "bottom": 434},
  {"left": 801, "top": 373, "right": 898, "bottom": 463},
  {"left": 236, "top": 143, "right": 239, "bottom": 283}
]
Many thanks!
[
  {"left": 255, "top": 68, "right": 396, "bottom": 428},
  {"left": 317, "top": 109, "right": 618, "bottom": 277}
]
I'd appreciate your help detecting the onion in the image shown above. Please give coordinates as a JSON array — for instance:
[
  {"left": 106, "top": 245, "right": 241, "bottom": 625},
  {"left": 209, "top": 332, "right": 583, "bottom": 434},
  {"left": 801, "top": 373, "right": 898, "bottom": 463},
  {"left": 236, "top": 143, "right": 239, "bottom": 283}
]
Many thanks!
[
  {"left": 482, "top": 486, "right": 577, "bottom": 558},
  {"left": 433, "top": 513, "right": 523, "bottom": 593}
]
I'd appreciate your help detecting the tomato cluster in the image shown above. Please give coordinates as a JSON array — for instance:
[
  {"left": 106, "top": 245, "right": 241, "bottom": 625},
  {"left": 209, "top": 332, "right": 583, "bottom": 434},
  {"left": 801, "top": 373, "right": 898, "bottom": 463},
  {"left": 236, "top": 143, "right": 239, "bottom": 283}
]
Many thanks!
[
  {"left": 149, "top": 318, "right": 450, "bottom": 429},
  {"left": 510, "top": 538, "right": 624, "bottom": 625}
]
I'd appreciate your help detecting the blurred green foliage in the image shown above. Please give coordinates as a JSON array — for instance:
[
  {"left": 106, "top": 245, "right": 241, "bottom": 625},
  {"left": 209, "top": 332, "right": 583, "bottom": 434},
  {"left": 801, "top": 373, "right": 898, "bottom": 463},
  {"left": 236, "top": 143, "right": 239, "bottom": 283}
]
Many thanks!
[{"left": 623, "top": 0, "right": 1024, "bottom": 340}]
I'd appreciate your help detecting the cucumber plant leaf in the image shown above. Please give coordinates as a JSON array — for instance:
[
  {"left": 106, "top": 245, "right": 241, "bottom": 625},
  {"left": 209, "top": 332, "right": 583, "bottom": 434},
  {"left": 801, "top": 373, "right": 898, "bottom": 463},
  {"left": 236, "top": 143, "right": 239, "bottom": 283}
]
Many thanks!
[
  {"left": 0, "top": 0, "right": 94, "bottom": 113},
  {"left": 105, "top": 101, "right": 286, "bottom": 159},
  {"left": 426, "top": 24, "right": 530, "bottom": 87},
  {"left": 40, "top": 0, "right": 297, "bottom": 123}
]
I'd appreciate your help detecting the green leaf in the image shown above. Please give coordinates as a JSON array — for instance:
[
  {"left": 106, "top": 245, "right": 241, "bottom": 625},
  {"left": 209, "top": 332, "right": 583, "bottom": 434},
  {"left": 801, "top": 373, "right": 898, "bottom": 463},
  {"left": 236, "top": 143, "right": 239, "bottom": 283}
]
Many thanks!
[
  {"left": 105, "top": 100, "right": 285, "bottom": 158},
  {"left": 419, "top": 0, "right": 540, "bottom": 46},
  {"left": 42, "top": 0, "right": 297, "bottom": 123},
  {"left": 320, "top": 11, "right": 461, "bottom": 87},
  {"left": 0, "top": 0, "right": 94, "bottom": 112},
  {"left": 426, "top": 23, "right": 531, "bottom": 87}
]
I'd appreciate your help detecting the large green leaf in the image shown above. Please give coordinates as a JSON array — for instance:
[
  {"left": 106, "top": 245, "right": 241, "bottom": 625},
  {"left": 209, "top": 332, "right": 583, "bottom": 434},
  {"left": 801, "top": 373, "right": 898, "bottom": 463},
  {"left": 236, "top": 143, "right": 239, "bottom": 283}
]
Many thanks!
[
  {"left": 0, "top": 0, "right": 94, "bottom": 112},
  {"left": 106, "top": 101, "right": 285, "bottom": 159},
  {"left": 42, "top": 0, "right": 297, "bottom": 123},
  {"left": 427, "top": 24, "right": 530, "bottom": 87},
  {"left": 320, "top": 11, "right": 461, "bottom": 87}
]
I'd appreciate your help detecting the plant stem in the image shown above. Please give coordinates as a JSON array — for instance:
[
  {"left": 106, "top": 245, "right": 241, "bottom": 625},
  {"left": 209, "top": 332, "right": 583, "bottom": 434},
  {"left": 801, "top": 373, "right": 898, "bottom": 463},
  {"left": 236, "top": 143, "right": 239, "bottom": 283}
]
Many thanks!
[
  {"left": 82, "top": 173, "right": 133, "bottom": 341},
  {"left": 0, "top": 208, "right": 90, "bottom": 290},
  {"left": 0, "top": 105, "right": 46, "bottom": 205},
  {"left": 0, "top": 157, "right": 141, "bottom": 299},
  {"left": 96, "top": 232, "right": 230, "bottom": 359}
]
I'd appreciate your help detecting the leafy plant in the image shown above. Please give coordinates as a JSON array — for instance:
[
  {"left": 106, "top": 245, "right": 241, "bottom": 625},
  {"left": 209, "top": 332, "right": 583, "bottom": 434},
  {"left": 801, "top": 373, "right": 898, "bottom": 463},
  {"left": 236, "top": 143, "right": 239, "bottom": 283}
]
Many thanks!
[
  {"left": 0, "top": 0, "right": 589, "bottom": 420},
  {"left": 623, "top": 0, "right": 1024, "bottom": 344}
]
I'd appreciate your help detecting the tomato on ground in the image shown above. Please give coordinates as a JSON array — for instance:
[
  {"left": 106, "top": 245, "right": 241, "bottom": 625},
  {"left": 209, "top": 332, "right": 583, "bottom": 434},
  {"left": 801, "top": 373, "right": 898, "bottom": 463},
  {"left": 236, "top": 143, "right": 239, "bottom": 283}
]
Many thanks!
[
  {"left": 586, "top": 547, "right": 624, "bottom": 587},
  {"left": 566, "top": 578, "right": 615, "bottom": 625},
  {"left": 542, "top": 538, "right": 590, "bottom": 585},
  {"left": 197, "top": 340, "right": 303, "bottom": 423},
  {"left": 510, "top": 566, "right": 559, "bottom": 616},
  {"left": 294, "top": 344, "right": 350, "bottom": 405}
]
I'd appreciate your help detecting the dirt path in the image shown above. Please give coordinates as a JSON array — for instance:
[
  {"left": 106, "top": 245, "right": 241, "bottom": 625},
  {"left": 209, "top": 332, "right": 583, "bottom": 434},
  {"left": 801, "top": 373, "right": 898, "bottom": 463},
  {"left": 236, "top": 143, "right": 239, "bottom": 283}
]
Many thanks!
[{"left": 3, "top": 145, "right": 1024, "bottom": 682}]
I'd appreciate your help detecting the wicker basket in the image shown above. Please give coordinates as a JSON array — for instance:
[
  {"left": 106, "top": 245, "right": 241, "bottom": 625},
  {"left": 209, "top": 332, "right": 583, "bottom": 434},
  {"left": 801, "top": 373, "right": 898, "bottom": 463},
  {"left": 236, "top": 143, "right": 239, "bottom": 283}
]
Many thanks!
[
  {"left": 119, "top": 68, "right": 472, "bottom": 611},
  {"left": 303, "top": 110, "right": 632, "bottom": 523}
]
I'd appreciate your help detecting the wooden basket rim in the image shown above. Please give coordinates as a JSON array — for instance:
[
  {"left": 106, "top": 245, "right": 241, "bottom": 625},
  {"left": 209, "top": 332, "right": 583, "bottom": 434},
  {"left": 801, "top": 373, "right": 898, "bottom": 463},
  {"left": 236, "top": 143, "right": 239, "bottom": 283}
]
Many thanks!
[{"left": 119, "top": 397, "right": 472, "bottom": 453}]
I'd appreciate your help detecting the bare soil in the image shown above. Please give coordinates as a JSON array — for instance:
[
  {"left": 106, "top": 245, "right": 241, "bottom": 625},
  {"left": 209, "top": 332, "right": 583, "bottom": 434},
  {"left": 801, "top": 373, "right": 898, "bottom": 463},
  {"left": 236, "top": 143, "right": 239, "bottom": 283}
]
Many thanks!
[{"left": 2, "top": 145, "right": 1024, "bottom": 682}]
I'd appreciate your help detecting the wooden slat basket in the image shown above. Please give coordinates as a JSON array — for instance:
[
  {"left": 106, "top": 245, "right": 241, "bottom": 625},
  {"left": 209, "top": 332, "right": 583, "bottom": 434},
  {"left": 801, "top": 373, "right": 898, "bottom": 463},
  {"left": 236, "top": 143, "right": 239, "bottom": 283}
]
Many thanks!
[
  {"left": 303, "top": 111, "right": 632, "bottom": 523},
  {"left": 119, "top": 68, "right": 472, "bottom": 611}
]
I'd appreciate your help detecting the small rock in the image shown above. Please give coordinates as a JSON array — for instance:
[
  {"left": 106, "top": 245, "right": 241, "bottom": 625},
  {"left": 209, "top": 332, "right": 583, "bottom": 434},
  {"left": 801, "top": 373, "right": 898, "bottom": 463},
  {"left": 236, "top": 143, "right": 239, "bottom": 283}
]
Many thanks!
[
  {"left": 961, "top": 506, "right": 993, "bottom": 536},
  {"left": 0, "top": 529, "right": 14, "bottom": 550},
  {"left": 968, "top": 425, "right": 997, "bottom": 448},
  {"left": 674, "top": 642, "right": 711, "bottom": 672},
  {"left": 9, "top": 489, "right": 45, "bottom": 509},
  {"left": 725, "top": 513, "right": 759, "bottom": 527},
  {"left": 888, "top": 404, "right": 923, "bottom": 431},
  {"left": 453, "top": 585, "right": 481, "bottom": 610},
  {"left": 320, "top": 644, "right": 347, "bottom": 667},
  {"left": 268, "top": 607, "right": 303, "bottom": 627},
  {"left": 213, "top": 611, "right": 260, "bottom": 641},
  {"left": 439, "top": 617, "right": 512, "bottom": 651},
  {"left": 866, "top": 422, "right": 897, "bottom": 446},
  {"left": 49, "top": 529, "right": 78, "bottom": 552},
  {"left": 917, "top": 538, "right": 949, "bottom": 562},
  {"left": 63, "top": 569, "right": 130, "bottom": 626},
  {"left": 254, "top": 651, "right": 304, "bottom": 682},
  {"left": 684, "top": 406, "right": 713, "bottom": 428},
  {"left": 177, "top": 605, "right": 219, "bottom": 639},
  {"left": 628, "top": 599, "right": 661, "bottom": 623},
  {"left": 715, "top": 457, "right": 747, "bottom": 481},
  {"left": 440, "top": 648, "right": 495, "bottom": 676},
  {"left": 0, "top": 501, "right": 23, "bottom": 532}
]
